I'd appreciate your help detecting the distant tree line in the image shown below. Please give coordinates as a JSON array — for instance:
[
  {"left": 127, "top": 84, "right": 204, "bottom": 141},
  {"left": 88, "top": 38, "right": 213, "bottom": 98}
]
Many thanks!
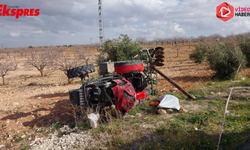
[{"left": 135, "top": 32, "right": 250, "bottom": 46}]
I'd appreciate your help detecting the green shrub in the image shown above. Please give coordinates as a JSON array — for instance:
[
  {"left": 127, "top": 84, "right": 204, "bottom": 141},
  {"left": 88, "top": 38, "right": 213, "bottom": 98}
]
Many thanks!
[
  {"left": 189, "top": 43, "right": 209, "bottom": 63},
  {"left": 190, "top": 41, "right": 246, "bottom": 80},
  {"left": 58, "top": 131, "right": 67, "bottom": 137},
  {"left": 51, "top": 122, "right": 63, "bottom": 131},
  {"left": 239, "top": 36, "right": 250, "bottom": 67},
  {"left": 103, "top": 34, "right": 143, "bottom": 61},
  {"left": 78, "top": 123, "right": 91, "bottom": 130},
  {"left": 206, "top": 41, "right": 246, "bottom": 79},
  {"left": 95, "top": 53, "right": 105, "bottom": 66},
  {"left": 14, "top": 137, "right": 23, "bottom": 143}
]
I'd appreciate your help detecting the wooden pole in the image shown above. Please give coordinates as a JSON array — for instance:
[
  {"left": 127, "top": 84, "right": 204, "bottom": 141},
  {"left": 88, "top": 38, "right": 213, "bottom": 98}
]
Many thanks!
[{"left": 152, "top": 66, "right": 195, "bottom": 100}]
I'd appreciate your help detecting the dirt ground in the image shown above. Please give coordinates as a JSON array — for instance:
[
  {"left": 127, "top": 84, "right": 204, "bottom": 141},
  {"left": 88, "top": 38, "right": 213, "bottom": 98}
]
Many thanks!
[{"left": 0, "top": 44, "right": 250, "bottom": 148}]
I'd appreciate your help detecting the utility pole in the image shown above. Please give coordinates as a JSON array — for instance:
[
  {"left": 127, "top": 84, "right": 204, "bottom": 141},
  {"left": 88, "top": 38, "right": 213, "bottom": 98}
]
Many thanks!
[
  {"left": 90, "top": 38, "right": 92, "bottom": 44},
  {"left": 98, "top": 0, "right": 104, "bottom": 59}
]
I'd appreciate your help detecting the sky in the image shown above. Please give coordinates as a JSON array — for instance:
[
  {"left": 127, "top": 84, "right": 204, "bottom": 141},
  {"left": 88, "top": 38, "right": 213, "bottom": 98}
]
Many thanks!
[{"left": 0, "top": 0, "right": 250, "bottom": 48}]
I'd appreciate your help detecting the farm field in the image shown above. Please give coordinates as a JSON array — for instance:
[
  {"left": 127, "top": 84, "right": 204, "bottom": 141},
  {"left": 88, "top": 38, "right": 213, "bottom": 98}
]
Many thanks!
[{"left": 0, "top": 44, "right": 250, "bottom": 149}]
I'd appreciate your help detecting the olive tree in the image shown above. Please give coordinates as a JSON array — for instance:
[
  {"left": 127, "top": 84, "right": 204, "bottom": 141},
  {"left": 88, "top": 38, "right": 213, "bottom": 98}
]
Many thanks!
[
  {"left": 239, "top": 36, "right": 250, "bottom": 67},
  {"left": 103, "top": 34, "right": 143, "bottom": 62},
  {"left": 190, "top": 41, "right": 246, "bottom": 79}
]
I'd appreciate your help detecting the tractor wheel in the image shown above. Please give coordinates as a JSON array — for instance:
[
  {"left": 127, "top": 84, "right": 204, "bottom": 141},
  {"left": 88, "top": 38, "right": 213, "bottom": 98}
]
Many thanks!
[{"left": 67, "top": 64, "right": 95, "bottom": 79}]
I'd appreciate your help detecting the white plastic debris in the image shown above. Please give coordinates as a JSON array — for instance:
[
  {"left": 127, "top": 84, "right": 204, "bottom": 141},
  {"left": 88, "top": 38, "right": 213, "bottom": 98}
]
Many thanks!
[
  {"left": 194, "top": 127, "right": 205, "bottom": 132},
  {"left": 88, "top": 113, "right": 100, "bottom": 128},
  {"left": 157, "top": 95, "right": 180, "bottom": 111}
]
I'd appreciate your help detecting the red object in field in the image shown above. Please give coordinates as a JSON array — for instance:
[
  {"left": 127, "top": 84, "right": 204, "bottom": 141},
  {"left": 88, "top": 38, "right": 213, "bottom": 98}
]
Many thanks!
[
  {"left": 114, "top": 61, "right": 144, "bottom": 74},
  {"left": 112, "top": 78, "right": 136, "bottom": 115},
  {"left": 136, "top": 91, "right": 147, "bottom": 100},
  {"left": 150, "top": 102, "right": 159, "bottom": 106}
]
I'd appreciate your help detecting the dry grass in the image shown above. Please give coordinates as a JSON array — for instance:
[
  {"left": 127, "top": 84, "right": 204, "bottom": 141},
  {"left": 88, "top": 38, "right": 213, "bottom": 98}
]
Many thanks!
[{"left": 86, "top": 78, "right": 250, "bottom": 150}]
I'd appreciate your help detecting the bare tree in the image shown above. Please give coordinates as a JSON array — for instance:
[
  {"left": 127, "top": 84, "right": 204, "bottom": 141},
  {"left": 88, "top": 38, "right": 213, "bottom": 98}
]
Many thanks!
[
  {"left": 171, "top": 45, "right": 183, "bottom": 57},
  {"left": 163, "top": 38, "right": 171, "bottom": 45},
  {"left": 188, "top": 36, "right": 195, "bottom": 49},
  {"left": 3, "top": 48, "right": 16, "bottom": 58},
  {"left": 178, "top": 37, "right": 185, "bottom": 45},
  {"left": 172, "top": 36, "right": 180, "bottom": 46},
  {"left": 74, "top": 45, "right": 91, "bottom": 65},
  {"left": 0, "top": 60, "right": 18, "bottom": 85},
  {"left": 208, "top": 33, "right": 223, "bottom": 42},
  {"left": 176, "top": 45, "right": 183, "bottom": 57},
  {"left": 197, "top": 35, "right": 207, "bottom": 42},
  {"left": 153, "top": 38, "right": 161, "bottom": 46},
  {"left": 18, "top": 48, "right": 28, "bottom": 57},
  {"left": 54, "top": 52, "right": 78, "bottom": 76},
  {"left": 26, "top": 48, "right": 58, "bottom": 77},
  {"left": 135, "top": 37, "right": 147, "bottom": 45}
]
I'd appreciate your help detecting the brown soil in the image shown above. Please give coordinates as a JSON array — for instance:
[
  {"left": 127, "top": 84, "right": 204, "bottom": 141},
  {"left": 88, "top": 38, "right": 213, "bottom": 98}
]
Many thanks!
[{"left": 0, "top": 45, "right": 249, "bottom": 148}]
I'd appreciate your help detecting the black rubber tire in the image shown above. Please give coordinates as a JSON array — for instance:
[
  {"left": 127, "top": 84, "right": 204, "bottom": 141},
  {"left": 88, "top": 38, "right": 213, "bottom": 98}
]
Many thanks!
[
  {"left": 155, "top": 47, "right": 164, "bottom": 51},
  {"left": 69, "top": 89, "right": 85, "bottom": 106},
  {"left": 67, "top": 64, "right": 95, "bottom": 79},
  {"left": 114, "top": 60, "right": 144, "bottom": 67}
]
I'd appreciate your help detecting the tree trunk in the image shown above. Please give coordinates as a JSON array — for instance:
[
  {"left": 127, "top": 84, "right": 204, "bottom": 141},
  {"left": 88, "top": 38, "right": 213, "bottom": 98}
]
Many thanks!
[
  {"left": 2, "top": 76, "right": 5, "bottom": 85},
  {"left": 68, "top": 78, "right": 74, "bottom": 84},
  {"left": 39, "top": 69, "right": 44, "bottom": 77}
]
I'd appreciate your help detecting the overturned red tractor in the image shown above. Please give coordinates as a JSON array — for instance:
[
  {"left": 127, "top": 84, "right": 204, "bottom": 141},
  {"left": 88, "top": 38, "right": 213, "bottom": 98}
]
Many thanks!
[{"left": 68, "top": 47, "right": 194, "bottom": 115}]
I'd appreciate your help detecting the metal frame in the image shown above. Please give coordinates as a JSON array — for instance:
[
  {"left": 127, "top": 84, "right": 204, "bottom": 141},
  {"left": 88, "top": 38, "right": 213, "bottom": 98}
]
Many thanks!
[
  {"left": 98, "top": 0, "right": 105, "bottom": 59},
  {"left": 139, "top": 48, "right": 158, "bottom": 96}
]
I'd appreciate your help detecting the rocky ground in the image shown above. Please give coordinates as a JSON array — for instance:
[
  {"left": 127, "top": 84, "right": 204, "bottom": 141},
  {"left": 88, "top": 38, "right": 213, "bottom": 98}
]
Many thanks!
[{"left": 29, "top": 125, "right": 101, "bottom": 150}]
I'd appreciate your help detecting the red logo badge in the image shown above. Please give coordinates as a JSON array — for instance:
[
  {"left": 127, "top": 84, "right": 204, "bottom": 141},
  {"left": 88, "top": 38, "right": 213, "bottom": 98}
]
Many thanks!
[{"left": 216, "top": 2, "right": 234, "bottom": 21}]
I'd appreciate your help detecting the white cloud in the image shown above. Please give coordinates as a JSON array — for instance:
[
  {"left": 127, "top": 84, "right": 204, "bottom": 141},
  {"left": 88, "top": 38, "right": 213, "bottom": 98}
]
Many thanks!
[
  {"left": 31, "top": 30, "right": 44, "bottom": 34},
  {"left": 59, "top": 31, "right": 69, "bottom": 34},
  {"left": 173, "top": 23, "right": 185, "bottom": 34},
  {"left": 10, "top": 31, "right": 20, "bottom": 37}
]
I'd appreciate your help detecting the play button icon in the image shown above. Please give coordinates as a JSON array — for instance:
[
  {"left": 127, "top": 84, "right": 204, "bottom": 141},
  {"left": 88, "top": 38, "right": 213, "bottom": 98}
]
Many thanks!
[{"left": 216, "top": 2, "right": 234, "bottom": 21}]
